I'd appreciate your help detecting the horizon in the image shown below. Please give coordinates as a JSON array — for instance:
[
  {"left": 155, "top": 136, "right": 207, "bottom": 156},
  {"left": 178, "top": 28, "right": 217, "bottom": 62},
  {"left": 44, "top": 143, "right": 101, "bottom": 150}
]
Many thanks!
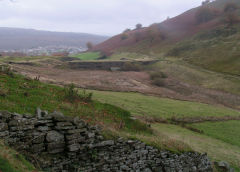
[{"left": 0, "top": 0, "right": 203, "bottom": 36}]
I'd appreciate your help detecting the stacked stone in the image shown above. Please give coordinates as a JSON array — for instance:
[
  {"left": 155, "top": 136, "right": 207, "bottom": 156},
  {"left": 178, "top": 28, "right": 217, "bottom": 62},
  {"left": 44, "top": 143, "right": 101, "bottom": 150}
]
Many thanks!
[
  {"left": 77, "top": 139, "right": 212, "bottom": 172},
  {"left": 0, "top": 111, "right": 11, "bottom": 137},
  {"left": 0, "top": 109, "right": 213, "bottom": 172}
]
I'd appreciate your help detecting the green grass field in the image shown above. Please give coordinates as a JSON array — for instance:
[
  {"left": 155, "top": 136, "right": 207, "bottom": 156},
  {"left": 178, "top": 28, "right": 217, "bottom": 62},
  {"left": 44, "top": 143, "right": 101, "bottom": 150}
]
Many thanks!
[
  {"left": 153, "top": 124, "right": 240, "bottom": 170},
  {"left": 190, "top": 121, "right": 240, "bottom": 147},
  {"left": 90, "top": 90, "right": 240, "bottom": 169},
  {"left": 72, "top": 52, "right": 101, "bottom": 60},
  {"left": 92, "top": 90, "right": 240, "bottom": 119}
]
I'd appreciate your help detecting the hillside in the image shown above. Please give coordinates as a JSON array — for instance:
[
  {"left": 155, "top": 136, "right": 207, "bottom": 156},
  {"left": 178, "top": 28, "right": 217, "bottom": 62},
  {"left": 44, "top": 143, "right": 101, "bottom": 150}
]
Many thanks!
[
  {"left": 0, "top": 27, "right": 108, "bottom": 50},
  {"left": 93, "top": 0, "right": 240, "bottom": 55}
]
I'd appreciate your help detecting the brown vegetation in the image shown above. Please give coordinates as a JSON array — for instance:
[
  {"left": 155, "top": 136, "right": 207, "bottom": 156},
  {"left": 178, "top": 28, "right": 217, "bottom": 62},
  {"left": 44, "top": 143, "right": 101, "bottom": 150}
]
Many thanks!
[
  {"left": 195, "top": 7, "right": 218, "bottom": 24},
  {"left": 121, "top": 33, "right": 128, "bottom": 40},
  {"left": 225, "top": 12, "right": 240, "bottom": 26},
  {"left": 224, "top": 2, "right": 238, "bottom": 13}
]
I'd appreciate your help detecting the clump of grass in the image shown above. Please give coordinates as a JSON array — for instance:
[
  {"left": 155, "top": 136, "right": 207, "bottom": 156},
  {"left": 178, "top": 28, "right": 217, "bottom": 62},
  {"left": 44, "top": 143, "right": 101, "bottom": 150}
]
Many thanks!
[
  {"left": 64, "top": 83, "right": 93, "bottom": 103},
  {"left": 149, "top": 71, "right": 167, "bottom": 87},
  {"left": 0, "top": 88, "right": 8, "bottom": 98},
  {"left": 152, "top": 78, "right": 165, "bottom": 87}
]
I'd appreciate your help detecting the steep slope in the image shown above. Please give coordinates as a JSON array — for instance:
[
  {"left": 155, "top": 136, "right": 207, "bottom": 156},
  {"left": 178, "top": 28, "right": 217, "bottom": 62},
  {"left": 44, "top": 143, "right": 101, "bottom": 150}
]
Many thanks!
[
  {"left": 167, "top": 24, "right": 240, "bottom": 76},
  {"left": 93, "top": 0, "right": 240, "bottom": 55},
  {"left": 0, "top": 27, "right": 109, "bottom": 50}
]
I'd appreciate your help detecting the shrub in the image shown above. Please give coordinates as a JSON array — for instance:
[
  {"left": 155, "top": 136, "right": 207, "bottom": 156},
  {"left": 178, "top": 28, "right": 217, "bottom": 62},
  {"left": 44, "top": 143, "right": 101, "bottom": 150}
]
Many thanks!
[
  {"left": 196, "top": 27, "right": 237, "bottom": 39},
  {"left": 167, "top": 42, "right": 195, "bottom": 56},
  {"left": 150, "top": 71, "right": 167, "bottom": 80},
  {"left": 195, "top": 7, "right": 217, "bottom": 24},
  {"left": 122, "top": 62, "right": 143, "bottom": 71},
  {"left": 224, "top": 2, "right": 238, "bottom": 13},
  {"left": 152, "top": 78, "right": 165, "bottom": 87},
  {"left": 64, "top": 83, "right": 92, "bottom": 103}
]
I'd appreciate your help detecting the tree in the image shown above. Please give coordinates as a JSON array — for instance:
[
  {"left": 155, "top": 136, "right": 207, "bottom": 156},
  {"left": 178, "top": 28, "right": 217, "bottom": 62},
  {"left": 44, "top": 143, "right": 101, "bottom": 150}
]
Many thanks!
[
  {"left": 86, "top": 42, "right": 93, "bottom": 50},
  {"left": 224, "top": 3, "right": 238, "bottom": 13},
  {"left": 136, "top": 23, "right": 142, "bottom": 30}
]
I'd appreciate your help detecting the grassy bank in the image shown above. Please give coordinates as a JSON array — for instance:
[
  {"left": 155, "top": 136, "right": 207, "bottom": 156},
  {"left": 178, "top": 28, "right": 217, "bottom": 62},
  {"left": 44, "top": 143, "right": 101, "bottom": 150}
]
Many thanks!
[
  {"left": 92, "top": 90, "right": 240, "bottom": 119},
  {"left": 0, "top": 141, "right": 35, "bottom": 172}
]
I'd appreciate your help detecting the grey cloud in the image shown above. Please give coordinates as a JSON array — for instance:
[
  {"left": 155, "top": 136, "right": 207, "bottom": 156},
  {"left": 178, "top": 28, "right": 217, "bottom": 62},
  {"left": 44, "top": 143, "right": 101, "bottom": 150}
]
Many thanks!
[{"left": 0, "top": 0, "right": 203, "bottom": 35}]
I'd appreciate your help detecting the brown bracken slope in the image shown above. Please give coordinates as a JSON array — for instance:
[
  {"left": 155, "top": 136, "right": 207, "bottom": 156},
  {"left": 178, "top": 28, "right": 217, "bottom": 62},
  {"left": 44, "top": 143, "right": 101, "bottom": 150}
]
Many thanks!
[{"left": 93, "top": 0, "right": 238, "bottom": 55}]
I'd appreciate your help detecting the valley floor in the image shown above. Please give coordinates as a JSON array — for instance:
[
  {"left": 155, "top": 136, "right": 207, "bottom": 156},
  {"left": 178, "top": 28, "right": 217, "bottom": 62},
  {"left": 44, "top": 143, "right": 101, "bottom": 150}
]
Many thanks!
[{"left": 1, "top": 55, "right": 240, "bottom": 170}]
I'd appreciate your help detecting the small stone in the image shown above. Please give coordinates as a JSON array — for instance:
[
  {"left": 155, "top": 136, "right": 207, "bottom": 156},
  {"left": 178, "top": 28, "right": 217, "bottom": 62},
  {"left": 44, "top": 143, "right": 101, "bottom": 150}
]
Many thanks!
[
  {"left": 95, "top": 140, "right": 114, "bottom": 147},
  {"left": 38, "top": 126, "right": 50, "bottom": 132}
]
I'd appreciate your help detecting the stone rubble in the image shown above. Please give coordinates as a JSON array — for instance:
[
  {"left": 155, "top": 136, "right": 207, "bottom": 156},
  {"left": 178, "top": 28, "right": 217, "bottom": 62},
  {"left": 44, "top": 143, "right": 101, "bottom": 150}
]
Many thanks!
[{"left": 0, "top": 109, "right": 213, "bottom": 172}]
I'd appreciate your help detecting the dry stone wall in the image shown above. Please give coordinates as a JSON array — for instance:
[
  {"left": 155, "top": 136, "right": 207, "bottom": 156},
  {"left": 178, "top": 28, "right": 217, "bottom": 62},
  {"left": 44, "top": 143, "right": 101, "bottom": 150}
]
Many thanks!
[{"left": 0, "top": 109, "right": 213, "bottom": 172}]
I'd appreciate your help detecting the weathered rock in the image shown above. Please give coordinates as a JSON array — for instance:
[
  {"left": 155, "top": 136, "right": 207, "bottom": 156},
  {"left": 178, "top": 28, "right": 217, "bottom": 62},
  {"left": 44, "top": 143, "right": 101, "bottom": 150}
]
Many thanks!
[
  {"left": 68, "top": 143, "right": 80, "bottom": 152},
  {"left": 0, "top": 131, "right": 9, "bottom": 137},
  {"left": 32, "top": 132, "right": 45, "bottom": 144},
  {"left": 30, "top": 143, "right": 45, "bottom": 153},
  {"left": 66, "top": 128, "right": 87, "bottom": 134},
  {"left": 0, "top": 123, "right": 8, "bottom": 131},
  {"left": 48, "top": 142, "right": 65, "bottom": 154},
  {"left": 95, "top": 140, "right": 114, "bottom": 147},
  {"left": 46, "top": 131, "right": 64, "bottom": 143},
  {"left": 217, "top": 161, "right": 230, "bottom": 170},
  {"left": 55, "top": 122, "right": 75, "bottom": 130},
  {"left": 0, "top": 111, "right": 12, "bottom": 120},
  {"left": 37, "top": 126, "right": 50, "bottom": 132},
  {"left": 65, "top": 133, "right": 82, "bottom": 141}
]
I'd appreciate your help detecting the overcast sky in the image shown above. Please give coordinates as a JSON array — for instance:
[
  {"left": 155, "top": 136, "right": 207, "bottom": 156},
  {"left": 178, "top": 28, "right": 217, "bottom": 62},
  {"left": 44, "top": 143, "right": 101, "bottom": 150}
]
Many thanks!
[{"left": 0, "top": 0, "right": 203, "bottom": 36}]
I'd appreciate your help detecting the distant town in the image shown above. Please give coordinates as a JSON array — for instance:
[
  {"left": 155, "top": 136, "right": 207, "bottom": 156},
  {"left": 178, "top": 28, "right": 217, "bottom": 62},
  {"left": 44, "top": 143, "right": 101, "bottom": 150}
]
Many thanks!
[{"left": 0, "top": 45, "right": 86, "bottom": 57}]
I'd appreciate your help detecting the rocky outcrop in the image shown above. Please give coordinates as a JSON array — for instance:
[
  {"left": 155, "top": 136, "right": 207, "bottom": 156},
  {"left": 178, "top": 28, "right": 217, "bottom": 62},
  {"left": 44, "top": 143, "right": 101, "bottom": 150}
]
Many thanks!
[{"left": 0, "top": 109, "right": 213, "bottom": 172}]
